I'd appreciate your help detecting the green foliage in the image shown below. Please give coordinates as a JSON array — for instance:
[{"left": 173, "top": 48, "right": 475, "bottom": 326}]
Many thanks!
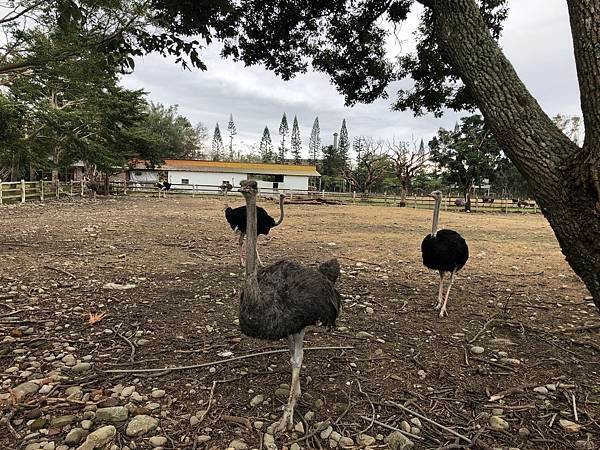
[
  {"left": 338, "top": 119, "right": 349, "bottom": 166},
  {"left": 428, "top": 114, "right": 511, "bottom": 194},
  {"left": 212, "top": 123, "right": 224, "bottom": 161},
  {"left": 320, "top": 145, "right": 346, "bottom": 178},
  {"left": 290, "top": 115, "right": 302, "bottom": 165},
  {"left": 259, "top": 126, "right": 274, "bottom": 162},
  {"left": 309, "top": 117, "right": 321, "bottom": 164},
  {"left": 278, "top": 112, "right": 289, "bottom": 163},
  {"left": 227, "top": 113, "right": 237, "bottom": 159}
]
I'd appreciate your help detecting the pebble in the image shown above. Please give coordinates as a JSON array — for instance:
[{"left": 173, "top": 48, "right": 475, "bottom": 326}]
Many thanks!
[
  {"left": 189, "top": 416, "right": 200, "bottom": 427},
  {"left": 250, "top": 394, "right": 264, "bottom": 407},
  {"left": 533, "top": 386, "right": 549, "bottom": 395},
  {"left": 197, "top": 435, "right": 211, "bottom": 443},
  {"left": 79, "top": 425, "right": 116, "bottom": 448},
  {"left": 6, "top": 366, "right": 19, "bottom": 373},
  {"left": 62, "top": 354, "right": 76, "bottom": 366},
  {"left": 13, "top": 381, "right": 40, "bottom": 399},
  {"left": 365, "top": 307, "right": 374, "bottom": 314},
  {"left": 500, "top": 358, "right": 521, "bottom": 365},
  {"left": 125, "top": 415, "right": 159, "bottom": 437},
  {"left": 121, "top": 386, "right": 135, "bottom": 398},
  {"left": 39, "top": 385, "right": 53, "bottom": 395},
  {"left": 304, "top": 411, "right": 315, "bottom": 421},
  {"left": 148, "top": 436, "right": 168, "bottom": 448},
  {"left": 294, "top": 422, "right": 305, "bottom": 433},
  {"left": 96, "top": 406, "right": 129, "bottom": 423},
  {"left": 290, "top": 444, "right": 301, "bottom": 450},
  {"left": 489, "top": 416, "right": 509, "bottom": 431},
  {"left": 385, "top": 431, "right": 414, "bottom": 450},
  {"left": 71, "top": 363, "right": 92, "bottom": 373},
  {"left": 320, "top": 425, "right": 333, "bottom": 439},
  {"left": 65, "top": 428, "right": 85, "bottom": 445},
  {"left": 330, "top": 431, "right": 341, "bottom": 441},
  {"left": 81, "top": 420, "right": 93, "bottom": 430},
  {"left": 470, "top": 346, "right": 485, "bottom": 354},
  {"left": 228, "top": 439, "right": 248, "bottom": 450},
  {"left": 518, "top": 427, "right": 530, "bottom": 438},
  {"left": 358, "top": 434, "right": 376, "bottom": 446},
  {"left": 151, "top": 389, "right": 166, "bottom": 399},
  {"left": 253, "top": 421, "right": 264, "bottom": 430},
  {"left": 339, "top": 437, "right": 354, "bottom": 446},
  {"left": 50, "top": 415, "right": 77, "bottom": 428},
  {"left": 356, "top": 331, "right": 374, "bottom": 339},
  {"left": 410, "top": 418, "right": 422, "bottom": 428},
  {"left": 559, "top": 419, "right": 582, "bottom": 433}
]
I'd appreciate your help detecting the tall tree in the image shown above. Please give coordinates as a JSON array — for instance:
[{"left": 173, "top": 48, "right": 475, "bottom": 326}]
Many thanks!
[
  {"left": 259, "top": 126, "right": 274, "bottom": 162},
  {"left": 278, "top": 112, "right": 289, "bottom": 163},
  {"left": 212, "top": 122, "right": 224, "bottom": 161},
  {"left": 338, "top": 119, "right": 350, "bottom": 166},
  {"left": 389, "top": 138, "right": 429, "bottom": 206},
  {"left": 309, "top": 117, "right": 321, "bottom": 164},
  {"left": 290, "top": 115, "right": 302, "bottom": 164},
  {"left": 227, "top": 113, "right": 237, "bottom": 160},
  {"left": 429, "top": 115, "right": 505, "bottom": 211},
  {"left": 192, "top": 122, "right": 210, "bottom": 159},
  {"left": 343, "top": 137, "right": 390, "bottom": 194}
]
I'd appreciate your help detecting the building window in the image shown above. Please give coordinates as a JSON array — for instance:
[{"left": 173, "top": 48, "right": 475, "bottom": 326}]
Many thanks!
[
  {"left": 134, "top": 171, "right": 142, "bottom": 176},
  {"left": 248, "top": 174, "right": 284, "bottom": 183},
  {"left": 181, "top": 179, "right": 189, "bottom": 185}
]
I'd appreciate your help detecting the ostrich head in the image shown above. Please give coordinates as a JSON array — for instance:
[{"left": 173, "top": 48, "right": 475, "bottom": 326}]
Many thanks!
[
  {"left": 429, "top": 190, "right": 443, "bottom": 200},
  {"left": 239, "top": 180, "right": 258, "bottom": 198}
]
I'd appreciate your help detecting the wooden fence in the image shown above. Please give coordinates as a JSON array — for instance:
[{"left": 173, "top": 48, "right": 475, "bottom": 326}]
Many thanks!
[{"left": 0, "top": 179, "right": 539, "bottom": 213}]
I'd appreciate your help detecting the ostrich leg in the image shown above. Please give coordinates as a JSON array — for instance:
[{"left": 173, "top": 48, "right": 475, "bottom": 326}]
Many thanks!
[
  {"left": 434, "top": 271, "right": 445, "bottom": 310},
  {"left": 273, "top": 330, "right": 305, "bottom": 433},
  {"left": 256, "top": 247, "right": 264, "bottom": 267},
  {"left": 439, "top": 269, "right": 456, "bottom": 318}
]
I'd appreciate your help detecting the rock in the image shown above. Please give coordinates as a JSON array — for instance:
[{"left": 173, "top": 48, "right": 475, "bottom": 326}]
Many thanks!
[
  {"left": 358, "top": 434, "right": 376, "bottom": 446},
  {"left": 65, "top": 386, "right": 82, "bottom": 397},
  {"left": 130, "top": 391, "right": 143, "bottom": 402},
  {"left": 43, "top": 443, "right": 55, "bottom": 450},
  {"left": 533, "top": 386, "right": 549, "bottom": 395},
  {"left": 470, "top": 346, "right": 485, "bottom": 354},
  {"left": 97, "top": 397, "right": 119, "bottom": 408},
  {"left": 71, "top": 362, "right": 91, "bottom": 373},
  {"left": 228, "top": 439, "right": 248, "bottom": 450},
  {"left": 321, "top": 425, "right": 333, "bottom": 439},
  {"left": 189, "top": 416, "right": 200, "bottom": 427},
  {"left": 25, "top": 444, "right": 41, "bottom": 450},
  {"left": 65, "top": 428, "right": 85, "bottom": 445},
  {"left": 79, "top": 425, "right": 116, "bottom": 449},
  {"left": 274, "top": 388, "right": 288, "bottom": 398},
  {"left": 385, "top": 431, "right": 415, "bottom": 450},
  {"left": 314, "top": 398, "right": 325, "bottom": 409},
  {"left": 125, "top": 415, "right": 159, "bottom": 437},
  {"left": 330, "top": 431, "right": 341, "bottom": 441},
  {"left": 518, "top": 427, "right": 530, "bottom": 438},
  {"left": 81, "top": 420, "right": 93, "bottom": 430},
  {"left": 25, "top": 408, "right": 43, "bottom": 419},
  {"left": 96, "top": 406, "right": 129, "bottom": 423},
  {"left": 51, "top": 415, "right": 77, "bottom": 427},
  {"left": 62, "top": 354, "right": 77, "bottom": 366},
  {"left": 121, "top": 386, "right": 135, "bottom": 398},
  {"left": 489, "top": 416, "right": 510, "bottom": 431},
  {"left": 559, "top": 419, "right": 582, "bottom": 433},
  {"left": 196, "top": 435, "right": 211, "bottom": 443},
  {"left": 290, "top": 444, "right": 301, "bottom": 450},
  {"left": 410, "top": 418, "right": 422, "bottom": 428},
  {"left": 103, "top": 282, "right": 136, "bottom": 290},
  {"left": 39, "top": 385, "right": 53, "bottom": 395},
  {"left": 148, "top": 436, "right": 168, "bottom": 447},
  {"left": 30, "top": 417, "right": 48, "bottom": 431},
  {"left": 151, "top": 389, "right": 166, "bottom": 399},
  {"left": 356, "top": 331, "right": 374, "bottom": 339},
  {"left": 254, "top": 421, "right": 264, "bottom": 430},
  {"left": 304, "top": 411, "right": 315, "bottom": 421},
  {"left": 250, "top": 394, "right": 264, "bottom": 407},
  {"left": 365, "top": 307, "right": 374, "bottom": 314},
  {"left": 294, "top": 421, "right": 305, "bottom": 433},
  {"left": 339, "top": 437, "right": 354, "bottom": 447},
  {"left": 546, "top": 384, "right": 557, "bottom": 392},
  {"left": 500, "top": 358, "right": 521, "bottom": 365},
  {"left": 14, "top": 381, "right": 40, "bottom": 400}
]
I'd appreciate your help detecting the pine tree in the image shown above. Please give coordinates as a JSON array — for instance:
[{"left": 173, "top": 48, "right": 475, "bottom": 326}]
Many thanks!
[
  {"left": 338, "top": 118, "right": 349, "bottom": 167},
  {"left": 309, "top": 117, "right": 321, "bottom": 164},
  {"left": 227, "top": 113, "right": 236, "bottom": 160},
  {"left": 259, "top": 126, "right": 274, "bottom": 162},
  {"left": 291, "top": 115, "right": 302, "bottom": 165},
  {"left": 211, "top": 122, "right": 224, "bottom": 161},
  {"left": 278, "top": 112, "right": 289, "bottom": 163}
]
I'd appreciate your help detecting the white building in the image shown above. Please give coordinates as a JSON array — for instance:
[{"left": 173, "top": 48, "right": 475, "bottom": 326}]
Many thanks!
[{"left": 127, "top": 159, "right": 320, "bottom": 192}]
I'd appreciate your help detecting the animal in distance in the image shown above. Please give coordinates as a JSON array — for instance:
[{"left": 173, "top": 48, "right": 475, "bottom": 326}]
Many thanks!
[
  {"left": 225, "top": 192, "right": 285, "bottom": 266},
  {"left": 421, "top": 190, "right": 469, "bottom": 317},
  {"left": 238, "top": 180, "right": 341, "bottom": 433}
]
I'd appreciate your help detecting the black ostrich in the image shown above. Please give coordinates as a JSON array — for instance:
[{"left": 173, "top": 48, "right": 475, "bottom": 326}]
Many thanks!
[
  {"left": 156, "top": 180, "right": 171, "bottom": 198},
  {"left": 85, "top": 179, "right": 99, "bottom": 200},
  {"left": 238, "top": 180, "right": 341, "bottom": 433},
  {"left": 421, "top": 190, "right": 469, "bottom": 317},
  {"left": 225, "top": 193, "right": 285, "bottom": 266}
]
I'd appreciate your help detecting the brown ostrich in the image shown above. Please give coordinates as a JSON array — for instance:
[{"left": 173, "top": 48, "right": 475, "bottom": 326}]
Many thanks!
[{"left": 238, "top": 180, "right": 341, "bottom": 433}]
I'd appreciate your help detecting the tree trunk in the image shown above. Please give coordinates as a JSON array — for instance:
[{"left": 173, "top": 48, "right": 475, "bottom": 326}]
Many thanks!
[
  {"left": 398, "top": 180, "right": 407, "bottom": 207},
  {"left": 429, "top": 0, "right": 600, "bottom": 308}
]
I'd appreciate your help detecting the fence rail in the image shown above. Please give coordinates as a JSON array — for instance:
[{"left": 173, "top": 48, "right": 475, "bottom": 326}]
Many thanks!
[{"left": 0, "top": 179, "right": 539, "bottom": 213}]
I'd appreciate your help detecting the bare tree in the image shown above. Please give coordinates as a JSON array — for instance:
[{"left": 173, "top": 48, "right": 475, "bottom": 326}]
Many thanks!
[
  {"left": 389, "top": 138, "right": 429, "bottom": 206},
  {"left": 343, "top": 137, "right": 390, "bottom": 194}
]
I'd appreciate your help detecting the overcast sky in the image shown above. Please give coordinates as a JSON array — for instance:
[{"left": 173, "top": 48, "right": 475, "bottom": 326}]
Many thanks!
[{"left": 120, "top": 0, "right": 580, "bottom": 159}]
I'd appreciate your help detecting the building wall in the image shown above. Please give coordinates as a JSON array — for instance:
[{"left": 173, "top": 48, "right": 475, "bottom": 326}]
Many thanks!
[{"left": 166, "top": 170, "right": 310, "bottom": 192}]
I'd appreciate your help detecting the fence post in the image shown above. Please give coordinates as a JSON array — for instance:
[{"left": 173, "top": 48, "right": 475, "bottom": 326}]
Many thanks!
[
  {"left": 414, "top": 194, "right": 417, "bottom": 209},
  {"left": 80, "top": 180, "right": 84, "bottom": 196},
  {"left": 70, "top": 181, "right": 73, "bottom": 196},
  {"left": 353, "top": 191, "right": 356, "bottom": 204},
  {"left": 384, "top": 191, "right": 387, "bottom": 206},
  {"left": 192, "top": 184, "right": 196, "bottom": 198},
  {"left": 322, "top": 189, "right": 325, "bottom": 199},
  {"left": 20, "top": 179, "right": 26, "bottom": 203},
  {"left": 40, "top": 180, "right": 44, "bottom": 202},
  {"left": 0, "top": 183, "right": 3, "bottom": 205}
]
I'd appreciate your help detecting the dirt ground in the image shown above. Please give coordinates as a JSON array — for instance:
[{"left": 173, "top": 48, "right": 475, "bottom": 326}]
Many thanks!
[{"left": 0, "top": 195, "right": 598, "bottom": 450}]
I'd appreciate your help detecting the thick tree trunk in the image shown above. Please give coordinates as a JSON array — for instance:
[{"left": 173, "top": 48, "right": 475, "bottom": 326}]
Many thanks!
[{"left": 429, "top": 0, "right": 600, "bottom": 308}]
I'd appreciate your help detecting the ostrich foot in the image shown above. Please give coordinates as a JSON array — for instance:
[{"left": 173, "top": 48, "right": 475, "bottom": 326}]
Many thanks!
[
  {"left": 271, "top": 406, "right": 294, "bottom": 434},
  {"left": 438, "top": 306, "right": 448, "bottom": 318},
  {"left": 434, "top": 300, "right": 442, "bottom": 310}
]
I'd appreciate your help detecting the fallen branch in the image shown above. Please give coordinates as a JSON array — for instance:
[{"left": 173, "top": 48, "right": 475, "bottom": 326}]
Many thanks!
[
  {"left": 116, "top": 331, "right": 136, "bottom": 363},
  {"left": 196, "top": 380, "right": 218, "bottom": 425},
  {"left": 43, "top": 265, "right": 76, "bottom": 279},
  {"left": 468, "top": 314, "right": 499, "bottom": 344},
  {"left": 101, "top": 346, "right": 354, "bottom": 374},
  {"left": 386, "top": 401, "right": 472, "bottom": 444},
  {"left": 488, "top": 383, "right": 539, "bottom": 402},
  {"left": 357, "top": 380, "right": 375, "bottom": 435},
  {"left": 358, "top": 416, "right": 423, "bottom": 440},
  {"left": 284, "top": 420, "right": 331, "bottom": 446}
]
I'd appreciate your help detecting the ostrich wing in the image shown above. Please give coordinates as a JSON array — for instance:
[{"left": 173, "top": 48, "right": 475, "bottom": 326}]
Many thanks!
[{"left": 240, "top": 260, "right": 341, "bottom": 340}]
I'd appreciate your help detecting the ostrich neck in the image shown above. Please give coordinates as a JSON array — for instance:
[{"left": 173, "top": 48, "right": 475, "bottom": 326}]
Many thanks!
[
  {"left": 431, "top": 197, "right": 441, "bottom": 237},
  {"left": 273, "top": 196, "right": 285, "bottom": 226},
  {"left": 244, "top": 193, "right": 258, "bottom": 276}
]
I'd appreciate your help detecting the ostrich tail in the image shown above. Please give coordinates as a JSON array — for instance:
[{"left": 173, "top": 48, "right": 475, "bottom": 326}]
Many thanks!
[{"left": 318, "top": 259, "right": 340, "bottom": 284}]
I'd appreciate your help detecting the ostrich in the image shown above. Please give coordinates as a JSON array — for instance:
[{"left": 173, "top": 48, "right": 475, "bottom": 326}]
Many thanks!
[
  {"left": 225, "top": 193, "right": 285, "bottom": 266},
  {"left": 156, "top": 180, "right": 171, "bottom": 198},
  {"left": 238, "top": 180, "right": 341, "bottom": 433},
  {"left": 421, "top": 190, "right": 469, "bottom": 317}
]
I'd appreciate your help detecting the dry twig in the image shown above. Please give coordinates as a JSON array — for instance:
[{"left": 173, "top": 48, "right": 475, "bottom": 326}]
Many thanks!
[
  {"left": 43, "top": 265, "right": 76, "bottom": 279},
  {"left": 358, "top": 416, "right": 423, "bottom": 440}
]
